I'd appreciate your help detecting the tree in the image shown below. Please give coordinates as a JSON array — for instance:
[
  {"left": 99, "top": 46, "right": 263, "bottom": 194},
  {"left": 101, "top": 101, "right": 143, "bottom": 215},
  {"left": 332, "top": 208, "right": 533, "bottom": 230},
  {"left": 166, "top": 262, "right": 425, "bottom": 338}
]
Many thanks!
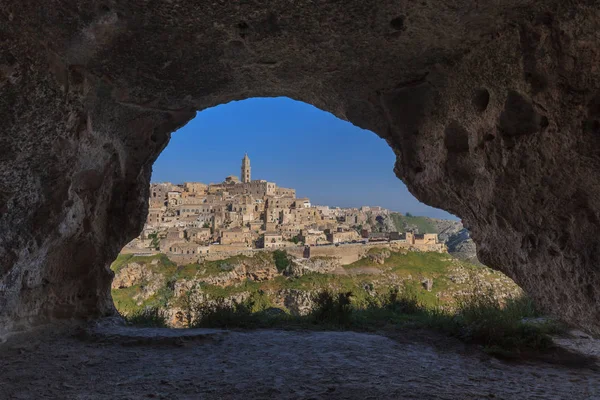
[
  {"left": 202, "top": 222, "right": 211, "bottom": 229},
  {"left": 405, "top": 212, "right": 413, "bottom": 218},
  {"left": 148, "top": 232, "right": 160, "bottom": 250},
  {"left": 273, "top": 250, "right": 291, "bottom": 273}
]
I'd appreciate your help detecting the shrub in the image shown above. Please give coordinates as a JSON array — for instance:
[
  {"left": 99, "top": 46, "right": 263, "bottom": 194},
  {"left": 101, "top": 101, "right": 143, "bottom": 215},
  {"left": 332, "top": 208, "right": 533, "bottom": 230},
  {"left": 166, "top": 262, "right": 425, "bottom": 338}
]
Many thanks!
[
  {"left": 451, "top": 291, "right": 558, "bottom": 356},
  {"left": 309, "top": 290, "right": 353, "bottom": 327},
  {"left": 123, "top": 307, "right": 168, "bottom": 328},
  {"left": 273, "top": 250, "right": 291, "bottom": 273},
  {"left": 191, "top": 298, "right": 260, "bottom": 329},
  {"left": 382, "top": 287, "right": 423, "bottom": 315},
  {"left": 148, "top": 232, "right": 160, "bottom": 250}
]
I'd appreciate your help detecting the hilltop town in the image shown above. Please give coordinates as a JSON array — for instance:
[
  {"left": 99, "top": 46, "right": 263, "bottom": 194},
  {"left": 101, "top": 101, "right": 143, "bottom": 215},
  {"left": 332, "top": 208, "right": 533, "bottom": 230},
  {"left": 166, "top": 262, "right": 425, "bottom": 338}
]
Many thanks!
[{"left": 128, "top": 154, "right": 445, "bottom": 263}]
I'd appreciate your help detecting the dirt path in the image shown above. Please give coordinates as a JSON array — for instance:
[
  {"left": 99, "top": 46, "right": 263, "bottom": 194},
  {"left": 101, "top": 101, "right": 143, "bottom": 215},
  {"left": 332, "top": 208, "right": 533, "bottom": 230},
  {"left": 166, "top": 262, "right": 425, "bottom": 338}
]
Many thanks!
[{"left": 1, "top": 322, "right": 599, "bottom": 399}]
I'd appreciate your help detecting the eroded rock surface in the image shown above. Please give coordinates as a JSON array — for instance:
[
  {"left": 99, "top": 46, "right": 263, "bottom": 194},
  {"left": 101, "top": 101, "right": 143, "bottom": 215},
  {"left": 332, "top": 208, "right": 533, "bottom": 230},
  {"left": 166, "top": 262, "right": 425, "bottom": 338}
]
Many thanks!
[
  {"left": 1, "top": 1, "right": 600, "bottom": 334},
  {"left": 0, "top": 326, "right": 598, "bottom": 399}
]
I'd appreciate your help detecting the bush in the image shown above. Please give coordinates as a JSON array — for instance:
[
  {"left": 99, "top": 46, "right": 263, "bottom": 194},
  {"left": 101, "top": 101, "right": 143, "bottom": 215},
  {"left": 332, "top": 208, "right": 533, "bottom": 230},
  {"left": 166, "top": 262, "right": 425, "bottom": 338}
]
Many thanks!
[
  {"left": 191, "top": 298, "right": 263, "bottom": 329},
  {"left": 148, "top": 232, "right": 160, "bottom": 250},
  {"left": 382, "top": 287, "right": 423, "bottom": 315},
  {"left": 123, "top": 307, "right": 168, "bottom": 328},
  {"left": 273, "top": 250, "right": 291, "bottom": 273},
  {"left": 309, "top": 290, "right": 353, "bottom": 327},
  {"left": 129, "top": 283, "right": 562, "bottom": 360},
  {"left": 451, "top": 291, "right": 558, "bottom": 356}
]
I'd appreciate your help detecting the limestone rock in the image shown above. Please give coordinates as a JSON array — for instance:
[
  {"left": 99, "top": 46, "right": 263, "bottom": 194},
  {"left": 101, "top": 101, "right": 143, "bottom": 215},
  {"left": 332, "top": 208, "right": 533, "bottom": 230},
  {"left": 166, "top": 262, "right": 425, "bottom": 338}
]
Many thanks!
[
  {"left": 275, "top": 289, "right": 315, "bottom": 316},
  {"left": 287, "top": 257, "right": 340, "bottom": 277},
  {"left": 367, "top": 249, "right": 392, "bottom": 265},
  {"left": 1, "top": 0, "right": 600, "bottom": 335},
  {"left": 111, "top": 263, "right": 151, "bottom": 289},
  {"left": 422, "top": 278, "right": 433, "bottom": 292}
]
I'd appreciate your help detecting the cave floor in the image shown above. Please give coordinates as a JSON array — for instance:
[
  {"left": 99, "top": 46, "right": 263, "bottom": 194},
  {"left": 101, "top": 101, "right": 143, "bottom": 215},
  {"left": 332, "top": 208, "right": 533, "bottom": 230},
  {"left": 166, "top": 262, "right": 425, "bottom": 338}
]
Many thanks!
[{"left": 1, "top": 322, "right": 599, "bottom": 400}]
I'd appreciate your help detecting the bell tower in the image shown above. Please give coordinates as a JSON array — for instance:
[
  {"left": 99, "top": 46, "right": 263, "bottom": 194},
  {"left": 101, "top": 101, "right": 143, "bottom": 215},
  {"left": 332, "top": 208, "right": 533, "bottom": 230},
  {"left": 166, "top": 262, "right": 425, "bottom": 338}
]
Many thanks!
[{"left": 241, "top": 153, "right": 251, "bottom": 183}]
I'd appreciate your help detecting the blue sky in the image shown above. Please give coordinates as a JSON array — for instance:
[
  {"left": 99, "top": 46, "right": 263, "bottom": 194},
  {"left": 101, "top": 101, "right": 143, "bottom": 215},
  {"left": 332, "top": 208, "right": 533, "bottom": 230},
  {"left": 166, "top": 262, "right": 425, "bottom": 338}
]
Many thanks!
[{"left": 152, "top": 97, "right": 457, "bottom": 220}]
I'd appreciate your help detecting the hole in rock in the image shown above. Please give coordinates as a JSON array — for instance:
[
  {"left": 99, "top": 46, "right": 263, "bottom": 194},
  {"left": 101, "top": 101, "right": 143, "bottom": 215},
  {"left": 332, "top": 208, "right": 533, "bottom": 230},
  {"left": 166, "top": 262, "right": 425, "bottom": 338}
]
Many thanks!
[
  {"left": 472, "top": 88, "right": 490, "bottom": 113},
  {"left": 110, "top": 98, "right": 526, "bottom": 352},
  {"left": 390, "top": 16, "right": 406, "bottom": 31}
]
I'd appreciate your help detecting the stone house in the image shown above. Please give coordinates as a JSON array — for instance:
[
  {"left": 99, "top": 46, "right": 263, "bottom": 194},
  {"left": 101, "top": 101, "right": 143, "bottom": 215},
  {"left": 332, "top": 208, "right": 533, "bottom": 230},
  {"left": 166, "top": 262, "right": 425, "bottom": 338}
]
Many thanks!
[
  {"left": 278, "top": 224, "right": 302, "bottom": 240},
  {"left": 221, "top": 226, "right": 251, "bottom": 245},
  {"left": 146, "top": 207, "right": 164, "bottom": 225},
  {"left": 248, "top": 221, "right": 263, "bottom": 232},
  {"left": 262, "top": 232, "right": 285, "bottom": 249},
  {"left": 167, "top": 242, "right": 207, "bottom": 256},
  {"left": 327, "top": 230, "right": 361, "bottom": 244},
  {"left": 275, "top": 187, "right": 296, "bottom": 197},
  {"left": 185, "top": 227, "right": 212, "bottom": 243},
  {"left": 301, "top": 229, "right": 327, "bottom": 246},
  {"left": 184, "top": 182, "right": 207, "bottom": 194},
  {"left": 293, "top": 198, "right": 311, "bottom": 208}
]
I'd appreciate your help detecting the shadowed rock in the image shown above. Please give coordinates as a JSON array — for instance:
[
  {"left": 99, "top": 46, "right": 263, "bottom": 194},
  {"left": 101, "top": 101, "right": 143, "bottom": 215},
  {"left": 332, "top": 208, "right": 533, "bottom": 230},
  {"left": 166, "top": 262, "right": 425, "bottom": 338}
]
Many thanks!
[{"left": 1, "top": 1, "right": 600, "bottom": 335}]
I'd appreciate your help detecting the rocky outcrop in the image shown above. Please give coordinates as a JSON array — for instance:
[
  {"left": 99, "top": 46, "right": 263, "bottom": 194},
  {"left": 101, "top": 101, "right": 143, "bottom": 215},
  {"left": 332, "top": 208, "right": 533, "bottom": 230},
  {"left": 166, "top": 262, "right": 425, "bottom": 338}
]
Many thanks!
[
  {"left": 286, "top": 257, "right": 340, "bottom": 277},
  {"left": 200, "top": 259, "right": 278, "bottom": 286},
  {"left": 445, "top": 229, "right": 480, "bottom": 265},
  {"left": 275, "top": 289, "right": 315, "bottom": 316},
  {"left": 367, "top": 249, "right": 392, "bottom": 265},
  {"left": 112, "top": 262, "right": 165, "bottom": 302},
  {"left": 112, "top": 263, "right": 154, "bottom": 289},
  {"left": 1, "top": 1, "right": 600, "bottom": 335}
]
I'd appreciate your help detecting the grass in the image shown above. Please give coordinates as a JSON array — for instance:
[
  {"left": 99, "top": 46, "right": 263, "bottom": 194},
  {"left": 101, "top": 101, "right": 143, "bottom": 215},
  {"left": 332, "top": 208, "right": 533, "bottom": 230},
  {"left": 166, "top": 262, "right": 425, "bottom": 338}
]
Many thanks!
[
  {"left": 111, "top": 285, "right": 144, "bottom": 315},
  {"left": 346, "top": 251, "right": 450, "bottom": 273},
  {"left": 112, "top": 249, "right": 519, "bottom": 322},
  {"left": 389, "top": 212, "right": 437, "bottom": 234},
  {"left": 178, "top": 288, "right": 565, "bottom": 358},
  {"left": 112, "top": 249, "right": 559, "bottom": 358},
  {"left": 273, "top": 250, "right": 291, "bottom": 272},
  {"left": 122, "top": 307, "right": 168, "bottom": 328},
  {"left": 110, "top": 254, "right": 134, "bottom": 273},
  {"left": 446, "top": 290, "right": 563, "bottom": 357}
]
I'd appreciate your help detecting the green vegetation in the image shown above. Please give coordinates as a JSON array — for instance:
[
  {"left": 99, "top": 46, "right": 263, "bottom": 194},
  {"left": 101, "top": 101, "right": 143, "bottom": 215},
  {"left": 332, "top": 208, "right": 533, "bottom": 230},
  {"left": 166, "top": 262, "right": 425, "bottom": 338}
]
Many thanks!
[
  {"left": 273, "top": 250, "right": 291, "bottom": 272},
  {"left": 112, "top": 285, "right": 143, "bottom": 314},
  {"left": 110, "top": 254, "right": 134, "bottom": 274},
  {"left": 112, "top": 249, "right": 511, "bottom": 318},
  {"left": 389, "top": 212, "right": 437, "bottom": 234},
  {"left": 184, "top": 289, "right": 563, "bottom": 358},
  {"left": 122, "top": 307, "right": 168, "bottom": 328},
  {"left": 447, "top": 290, "right": 563, "bottom": 357},
  {"left": 112, "top": 248, "right": 565, "bottom": 358},
  {"left": 147, "top": 232, "right": 160, "bottom": 250}
]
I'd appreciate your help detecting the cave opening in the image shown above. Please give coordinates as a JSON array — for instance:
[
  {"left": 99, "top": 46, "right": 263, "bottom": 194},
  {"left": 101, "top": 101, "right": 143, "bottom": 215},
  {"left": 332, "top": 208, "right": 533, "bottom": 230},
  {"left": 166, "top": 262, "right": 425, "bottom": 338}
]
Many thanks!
[
  {"left": 1, "top": 0, "right": 599, "bottom": 343},
  {"left": 3, "top": 1, "right": 600, "bottom": 395},
  {"left": 107, "top": 97, "right": 527, "bottom": 330}
]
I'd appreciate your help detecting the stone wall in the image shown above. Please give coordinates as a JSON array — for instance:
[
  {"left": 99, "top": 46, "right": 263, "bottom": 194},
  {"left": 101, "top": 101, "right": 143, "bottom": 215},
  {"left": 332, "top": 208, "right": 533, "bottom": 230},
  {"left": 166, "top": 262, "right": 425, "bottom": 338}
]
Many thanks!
[{"left": 287, "top": 241, "right": 445, "bottom": 265}]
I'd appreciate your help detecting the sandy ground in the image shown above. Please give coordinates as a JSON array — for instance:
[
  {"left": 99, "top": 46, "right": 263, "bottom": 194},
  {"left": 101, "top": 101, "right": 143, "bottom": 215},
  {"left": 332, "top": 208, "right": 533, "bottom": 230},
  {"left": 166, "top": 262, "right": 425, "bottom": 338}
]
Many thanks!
[{"left": 1, "top": 321, "right": 599, "bottom": 400}]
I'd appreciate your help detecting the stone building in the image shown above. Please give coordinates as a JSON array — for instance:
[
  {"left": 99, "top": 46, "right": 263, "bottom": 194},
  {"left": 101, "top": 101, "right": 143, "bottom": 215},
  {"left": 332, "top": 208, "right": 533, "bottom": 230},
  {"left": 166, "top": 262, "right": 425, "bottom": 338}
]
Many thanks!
[
  {"left": 184, "top": 182, "right": 207, "bottom": 194},
  {"left": 221, "top": 226, "right": 251, "bottom": 246},
  {"left": 241, "top": 153, "right": 251, "bottom": 183},
  {"left": 301, "top": 229, "right": 327, "bottom": 246},
  {"left": 327, "top": 229, "right": 361, "bottom": 244},
  {"left": 185, "top": 227, "right": 212, "bottom": 243},
  {"left": 140, "top": 153, "right": 447, "bottom": 257},
  {"left": 262, "top": 232, "right": 285, "bottom": 249}
]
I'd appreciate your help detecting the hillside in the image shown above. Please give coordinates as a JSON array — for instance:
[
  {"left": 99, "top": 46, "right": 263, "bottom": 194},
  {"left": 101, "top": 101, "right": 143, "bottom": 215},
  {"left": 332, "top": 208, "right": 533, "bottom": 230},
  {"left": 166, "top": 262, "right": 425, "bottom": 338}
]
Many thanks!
[
  {"left": 371, "top": 212, "right": 479, "bottom": 263},
  {"left": 110, "top": 249, "right": 520, "bottom": 327}
]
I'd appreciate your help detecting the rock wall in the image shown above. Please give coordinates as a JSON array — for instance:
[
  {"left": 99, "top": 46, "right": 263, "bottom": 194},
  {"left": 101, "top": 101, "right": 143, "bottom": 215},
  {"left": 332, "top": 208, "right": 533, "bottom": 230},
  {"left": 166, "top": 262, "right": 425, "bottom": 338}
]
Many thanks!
[{"left": 1, "top": 1, "right": 600, "bottom": 334}]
